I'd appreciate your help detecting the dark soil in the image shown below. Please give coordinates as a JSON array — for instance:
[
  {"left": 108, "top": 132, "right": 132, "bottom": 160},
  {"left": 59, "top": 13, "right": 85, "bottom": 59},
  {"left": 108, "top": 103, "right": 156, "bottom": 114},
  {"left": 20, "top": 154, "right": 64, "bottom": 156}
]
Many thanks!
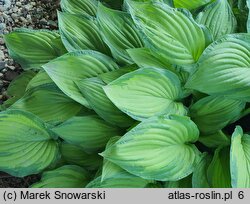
[{"left": 0, "top": 173, "right": 41, "bottom": 188}]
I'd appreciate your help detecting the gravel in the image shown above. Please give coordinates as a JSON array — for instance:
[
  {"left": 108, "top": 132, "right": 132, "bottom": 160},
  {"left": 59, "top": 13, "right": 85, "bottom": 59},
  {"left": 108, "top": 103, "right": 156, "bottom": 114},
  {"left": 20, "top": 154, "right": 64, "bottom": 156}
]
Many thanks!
[{"left": 0, "top": 0, "right": 60, "bottom": 187}]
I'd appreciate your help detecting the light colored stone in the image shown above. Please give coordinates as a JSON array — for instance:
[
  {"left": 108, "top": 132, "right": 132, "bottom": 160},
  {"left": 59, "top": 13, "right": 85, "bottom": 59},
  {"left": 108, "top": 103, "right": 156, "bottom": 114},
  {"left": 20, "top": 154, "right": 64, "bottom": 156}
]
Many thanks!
[{"left": 0, "top": 50, "right": 4, "bottom": 60}]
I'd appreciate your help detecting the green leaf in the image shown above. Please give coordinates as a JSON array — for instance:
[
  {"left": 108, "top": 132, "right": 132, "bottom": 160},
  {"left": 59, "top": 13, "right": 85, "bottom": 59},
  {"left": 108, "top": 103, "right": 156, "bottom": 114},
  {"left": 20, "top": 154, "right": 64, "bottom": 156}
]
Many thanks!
[
  {"left": 207, "top": 146, "right": 231, "bottom": 188},
  {"left": 97, "top": 3, "right": 143, "bottom": 65},
  {"left": 86, "top": 175, "right": 150, "bottom": 188},
  {"left": 199, "top": 131, "right": 230, "bottom": 148},
  {"left": 230, "top": 126, "right": 250, "bottom": 187},
  {"left": 60, "top": 0, "right": 98, "bottom": 16},
  {"left": 196, "top": 0, "right": 237, "bottom": 40},
  {"left": 99, "top": 136, "right": 151, "bottom": 187},
  {"left": 58, "top": 12, "right": 110, "bottom": 55},
  {"left": 101, "top": 115, "right": 200, "bottom": 181},
  {"left": 102, "top": 0, "right": 124, "bottom": 9},
  {"left": 26, "top": 70, "right": 53, "bottom": 91},
  {"left": 164, "top": 175, "right": 192, "bottom": 188},
  {"left": 190, "top": 96, "right": 245, "bottom": 134},
  {"left": 101, "top": 137, "right": 123, "bottom": 181},
  {"left": 104, "top": 67, "right": 187, "bottom": 121},
  {"left": 192, "top": 153, "right": 212, "bottom": 188},
  {"left": 31, "top": 165, "right": 89, "bottom": 188},
  {"left": 1, "top": 71, "right": 36, "bottom": 109},
  {"left": 98, "top": 64, "right": 137, "bottom": 84},
  {"left": 186, "top": 34, "right": 250, "bottom": 101},
  {"left": 77, "top": 77, "right": 134, "bottom": 127},
  {"left": 42, "top": 50, "right": 119, "bottom": 107},
  {"left": 4, "top": 29, "right": 67, "bottom": 69},
  {"left": 10, "top": 84, "right": 82, "bottom": 123},
  {"left": 127, "top": 1, "right": 212, "bottom": 66},
  {"left": 173, "top": 0, "right": 211, "bottom": 10},
  {"left": 247, "top": 0, "right": 250, "bottom": 32},
  {"left": 60, "top": 143, "right": 102, "bottom": 170},
  {"left": 231, "top": 0, "right": 248, "bottom": 32},
  {"left": 0, "top": 110, "right": 59, "bottom": 177},
  {"left": 51, "top": 115, "right": 121, "bottom": 153}
]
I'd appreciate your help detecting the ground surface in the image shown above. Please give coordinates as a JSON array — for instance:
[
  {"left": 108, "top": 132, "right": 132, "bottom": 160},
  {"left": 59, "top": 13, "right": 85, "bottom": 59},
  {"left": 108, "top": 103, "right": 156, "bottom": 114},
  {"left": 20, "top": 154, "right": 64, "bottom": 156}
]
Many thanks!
[{"left": 0, "top": 0, "right": 59, "bottom": 187}]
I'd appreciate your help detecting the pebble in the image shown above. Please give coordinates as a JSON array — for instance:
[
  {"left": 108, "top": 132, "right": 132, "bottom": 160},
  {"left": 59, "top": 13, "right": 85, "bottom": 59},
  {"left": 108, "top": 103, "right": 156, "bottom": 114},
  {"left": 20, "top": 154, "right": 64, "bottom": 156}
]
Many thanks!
[
  {"left": 8, "top": 65, "right": 15, "bottom": 70},
  {"left": 0, "top": 61, "right": 5, "bottom": 70},
  {"left": 20, "top": 16, "right": 27, "bottom": 23},
  {"left": 11, "top": 13, "right": 18, "bottom": 20},
  {"left": 0, "top": 50, "right": 4, "bottom": 60},
  {"left": 16, "top": 2, "right": 21, "bottom": 7}
]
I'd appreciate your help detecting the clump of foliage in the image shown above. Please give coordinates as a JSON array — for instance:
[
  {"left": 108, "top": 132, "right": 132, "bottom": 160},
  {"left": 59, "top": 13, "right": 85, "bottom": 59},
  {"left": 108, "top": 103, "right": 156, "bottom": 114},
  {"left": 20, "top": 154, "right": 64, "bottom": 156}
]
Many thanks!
[{"left": 1, "top": 0, "right": 250, "bottom": 188}]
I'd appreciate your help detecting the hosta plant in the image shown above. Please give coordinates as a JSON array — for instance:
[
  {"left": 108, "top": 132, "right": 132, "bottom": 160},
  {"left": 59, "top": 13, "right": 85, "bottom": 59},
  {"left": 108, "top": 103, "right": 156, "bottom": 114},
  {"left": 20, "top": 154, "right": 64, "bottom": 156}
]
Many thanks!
[{"left": 1, "top": 0, "right": 250, "bottom": 188}]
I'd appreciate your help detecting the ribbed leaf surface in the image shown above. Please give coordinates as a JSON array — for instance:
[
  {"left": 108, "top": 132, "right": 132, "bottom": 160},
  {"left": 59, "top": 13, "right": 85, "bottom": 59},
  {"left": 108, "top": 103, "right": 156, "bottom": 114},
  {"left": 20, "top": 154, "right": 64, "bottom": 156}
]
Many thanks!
[
  {"left": 127, "top": 1, "right": 212, "bottom": 66},
  {"left": 77, "top": 78, "right": 134, "bottom": 127},
  {"left": 4, "top": 29, "right": 66, "bottom": 69},
  {"left": 104, "top": 68, "right": 186, "bottom": 121},
  {"left": 42, "top": 51, "right": 119, "bottom": 107},
  {"left": 58, "top": 12, "right": 110, "bottom": 54},
  {"left": 97, "top": 4, "right": 143, "bottom": 64},
  {"left": 230, "top": 126, "right": 250, "bottom": 188},
  {"left": 11, "top": 84, "right": 82, "bottom": 123},
  {"left": 0, "top": 110, "right": 59, "bottom": 177},
  {"left": 190, "top": 96, "right": 245, "bottom": 134},
  {"left": 52, "top": 115, "right": 121, "bottom": 153},
  {"left": 101, "top": 115, "right": 200, "bottom": 181},
  {"left": 186, "top": 34, "right": 250, "bottom": 101},
  {"left": 31, "top": 165, "right": 89, "bottom": 188},
  {"left": 60, "top": 0, "right": 97, "bottom": 16},
  {"left": 196, "top": 0, "right": 237, "bottom": 40}
]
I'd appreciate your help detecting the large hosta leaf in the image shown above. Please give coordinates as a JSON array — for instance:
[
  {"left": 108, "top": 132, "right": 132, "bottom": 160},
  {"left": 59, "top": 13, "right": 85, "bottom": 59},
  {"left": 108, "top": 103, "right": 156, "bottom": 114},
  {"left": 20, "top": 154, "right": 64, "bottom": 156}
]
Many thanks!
[
  {"left": 60, "top": 143, "right": 102, "bottom": 170},
  {"left": 58, "top": 12, "right": 110, "bottom": 55},
  {"left": 89, "top": 136, "right": 151, "bottom": 188},
  {"left": 51, "top": 115, "right": 121, "bottom": 153},
  {"left": 207, "top": 146, "right": 231, "bottom": 188},
  {"left": 190, "top": 96, "right": 245, "bottom": 134},
  {"left": 60, "top": 0, "right": 97, "bottom": 16},
  {"left": 127, "top": 1, "right": 212, "bottom": 66},
  {"left": 101, "top": 115, "right": 200, "bottom": 181},
  {"left": 97, "top": 4, "right": 143, "bottom": 65},
  {"left": 77, "top": 78, "right": 134, "bottom": 127},
  {"left": 196, "top": 0, "right": 237, "bottom": 40},
  {"left": 31, "top": 165, "right": 89, "bottom": 188},
  {"left": 42, "top": 51, "right": 119, "bottom": 107},
  {"left": 173, "top": 0, "right": 211, "bottom": 10},
  {"left": 192, "top": 153, "right": 212, "bottom": 188},
  {"left": 186, "top": 34, "right": 250, "bottom": 101},
  {"left": 0, "top": 110, "right": 59, "bottom": 177},
  {"left": 104, "top": 67, "right": 186, "bottom": 121},
  {"left": 4, "top": 29, "right": 66, "bottom": 69},
  {"left": 10, "top": 84, "right": 82, "bottom": 123},
  {"left": 230, "top": 126, "right": 250, "bottom": 187}
]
